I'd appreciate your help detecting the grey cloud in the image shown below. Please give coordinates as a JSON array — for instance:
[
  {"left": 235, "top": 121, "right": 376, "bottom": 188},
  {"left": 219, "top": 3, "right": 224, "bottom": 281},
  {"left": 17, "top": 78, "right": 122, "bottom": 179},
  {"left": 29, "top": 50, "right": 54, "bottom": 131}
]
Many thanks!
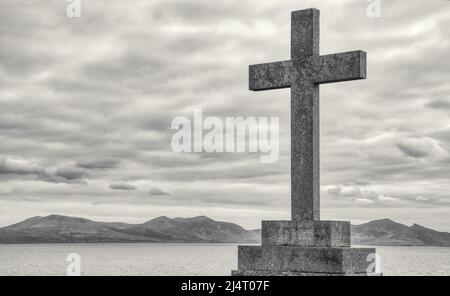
[
  {"left": 396, "top": 142, "right": 428, "bottom": 158},
  {"left": 150, "top": 0, "right": 255, "bottom": 25},
  {"left": 323, "top": 183, "right": 420, "bottom": 208},
  {"left": 324, "top": 183, "right": 378, "bottom": 199},
  {"left": 55, "top": 167, "right": 89, "bottom": 180},
  {"left": 149, "top": 187, "right": 173, "bottom": 196},
  {"left": 426, "top": 99, "right": 450, "bottom": 110},
  {"left": 109, "top": 183, "right": 137, "bottom": 191},
  {"left": 40, "top": 176, "right": 88, "bottom": 185},
  {"left": 0, "top": 157, "right": 46, "bottom": 176},
  {"left": 0, "top": 157, "right": 89, "bottom": 185},
  {"left": 23, "top": 196, "right": 42, "bottom": 202},
  {"left": 396, "top": 137, "right": 448, "bottom": 159},
  {"left": 76, "top": 159, "right": 121, "bottom": 170}
]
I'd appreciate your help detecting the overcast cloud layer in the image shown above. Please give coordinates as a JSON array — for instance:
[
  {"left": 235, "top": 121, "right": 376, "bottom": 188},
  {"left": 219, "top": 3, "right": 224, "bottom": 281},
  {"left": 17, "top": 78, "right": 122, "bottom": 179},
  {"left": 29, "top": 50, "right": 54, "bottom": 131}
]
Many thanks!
[{"left": 0, "top": 0, "right": 449, "bottom": 230}]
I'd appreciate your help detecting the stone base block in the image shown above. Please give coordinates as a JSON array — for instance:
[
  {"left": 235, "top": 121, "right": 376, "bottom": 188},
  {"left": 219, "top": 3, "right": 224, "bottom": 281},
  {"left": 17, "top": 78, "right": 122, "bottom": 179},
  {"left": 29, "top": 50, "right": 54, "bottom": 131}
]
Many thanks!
[
  {"left": 234, "top": 245, "right": 376, "bottom": 275},
  {"left": 262, "top": 220, "right": 350, "bottom": 247}
]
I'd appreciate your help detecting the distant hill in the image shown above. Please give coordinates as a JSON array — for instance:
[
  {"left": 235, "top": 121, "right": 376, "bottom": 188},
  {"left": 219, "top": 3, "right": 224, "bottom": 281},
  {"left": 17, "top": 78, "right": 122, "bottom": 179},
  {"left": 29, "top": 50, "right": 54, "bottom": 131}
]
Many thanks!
[
  {"left": 125, "top": 215, "right": 256, "bottom": 242},
  {"left": 352, "top": 219, "right": 450, "bottom": 247},
  {"left": 1, "top": 215, "right": 449, "bottom": 246},
  {"left": 0, "top": 215, "right": 259, "bottom": 244}
]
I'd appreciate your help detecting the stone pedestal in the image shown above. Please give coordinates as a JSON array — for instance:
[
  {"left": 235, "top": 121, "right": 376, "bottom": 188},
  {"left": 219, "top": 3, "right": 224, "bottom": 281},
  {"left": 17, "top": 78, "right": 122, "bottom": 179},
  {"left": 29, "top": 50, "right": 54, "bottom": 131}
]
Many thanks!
[
  {"left": 232, "top": 220, "right": 377, "bottom": 276},
  {"left": 262, "top": 220, "right": 350, "bottom": 247}
]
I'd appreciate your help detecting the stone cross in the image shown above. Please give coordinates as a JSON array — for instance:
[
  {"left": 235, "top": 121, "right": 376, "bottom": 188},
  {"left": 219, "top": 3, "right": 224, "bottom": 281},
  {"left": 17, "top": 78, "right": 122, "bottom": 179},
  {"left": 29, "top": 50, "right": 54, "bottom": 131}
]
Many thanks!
[
  {"left": 233, "top": 8, "right": 376, "bottom": 276},
  {"left": 249, "top": 8, "right": 366, "bottom": 221}
]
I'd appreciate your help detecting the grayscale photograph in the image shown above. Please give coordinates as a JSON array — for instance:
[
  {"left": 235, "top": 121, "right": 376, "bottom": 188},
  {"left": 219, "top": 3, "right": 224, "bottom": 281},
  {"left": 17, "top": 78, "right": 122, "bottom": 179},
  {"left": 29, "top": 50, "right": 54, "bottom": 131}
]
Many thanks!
[{"left": 0, "top": 0, "right": 449, "bottom": 284}]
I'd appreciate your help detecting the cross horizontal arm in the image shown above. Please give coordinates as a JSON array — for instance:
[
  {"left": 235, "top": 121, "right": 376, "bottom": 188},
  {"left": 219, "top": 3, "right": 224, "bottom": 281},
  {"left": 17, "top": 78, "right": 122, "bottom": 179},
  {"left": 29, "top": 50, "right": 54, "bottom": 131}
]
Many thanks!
[
  {"left": 249, "top": 61, "right": 292, "bottom": 91},
  {"left": 314, "top": 50, "right": 366, "bottom": 84}
]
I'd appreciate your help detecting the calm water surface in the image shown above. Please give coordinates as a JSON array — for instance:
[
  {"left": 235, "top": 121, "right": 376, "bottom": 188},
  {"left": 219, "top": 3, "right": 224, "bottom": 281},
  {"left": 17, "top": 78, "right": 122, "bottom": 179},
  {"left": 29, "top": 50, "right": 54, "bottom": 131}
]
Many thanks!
[{"left": 0, "top": 243, "right": 449, "bottom": 276}]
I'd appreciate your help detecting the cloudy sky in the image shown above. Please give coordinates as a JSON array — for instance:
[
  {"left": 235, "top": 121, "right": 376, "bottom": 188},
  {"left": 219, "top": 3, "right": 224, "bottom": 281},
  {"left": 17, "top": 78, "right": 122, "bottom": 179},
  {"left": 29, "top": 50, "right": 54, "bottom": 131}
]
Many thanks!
[{"left": 0, "top": 0, "right": 449, "bottom": 231}]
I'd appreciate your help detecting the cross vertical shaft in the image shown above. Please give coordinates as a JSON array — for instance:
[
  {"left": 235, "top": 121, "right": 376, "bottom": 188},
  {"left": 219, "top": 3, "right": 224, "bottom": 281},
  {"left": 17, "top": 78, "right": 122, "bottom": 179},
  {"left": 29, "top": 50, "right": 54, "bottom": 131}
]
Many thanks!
[{"left": 291, "top": 9, "right": 320, "bottom": 221}]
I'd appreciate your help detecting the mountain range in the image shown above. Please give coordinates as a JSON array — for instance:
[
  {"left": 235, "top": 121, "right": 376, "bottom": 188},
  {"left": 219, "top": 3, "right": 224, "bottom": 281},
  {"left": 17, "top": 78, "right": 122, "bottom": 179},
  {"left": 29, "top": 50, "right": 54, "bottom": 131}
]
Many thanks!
[
  {"left": 0, "top": 215, "right": 449, "bottom": 247},
  {"left": 0, "top": 215, "right": 259, "bottom": 244},
  {"left": 351, "top": 218, "right": 450, "bottom": 247}
]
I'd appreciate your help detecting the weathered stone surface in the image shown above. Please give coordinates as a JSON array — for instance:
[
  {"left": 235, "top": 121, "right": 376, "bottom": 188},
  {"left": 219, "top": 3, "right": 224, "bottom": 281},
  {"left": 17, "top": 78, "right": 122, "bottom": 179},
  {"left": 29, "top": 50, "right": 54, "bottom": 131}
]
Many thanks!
[
  {"left": 249, "top": 8, "right": 367, "bottom": 221},
  {"left": 315, "top": 51, "right": 367, "bottom": 84},
  {"left": 261, "top": 220, "right": 350, "bottom": 247},
  {"left": 249, "top": 61, "right": 292, "bottom": 91},
  {"left": 236, "top": 245, "right": 375, "bottom": 274}
]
